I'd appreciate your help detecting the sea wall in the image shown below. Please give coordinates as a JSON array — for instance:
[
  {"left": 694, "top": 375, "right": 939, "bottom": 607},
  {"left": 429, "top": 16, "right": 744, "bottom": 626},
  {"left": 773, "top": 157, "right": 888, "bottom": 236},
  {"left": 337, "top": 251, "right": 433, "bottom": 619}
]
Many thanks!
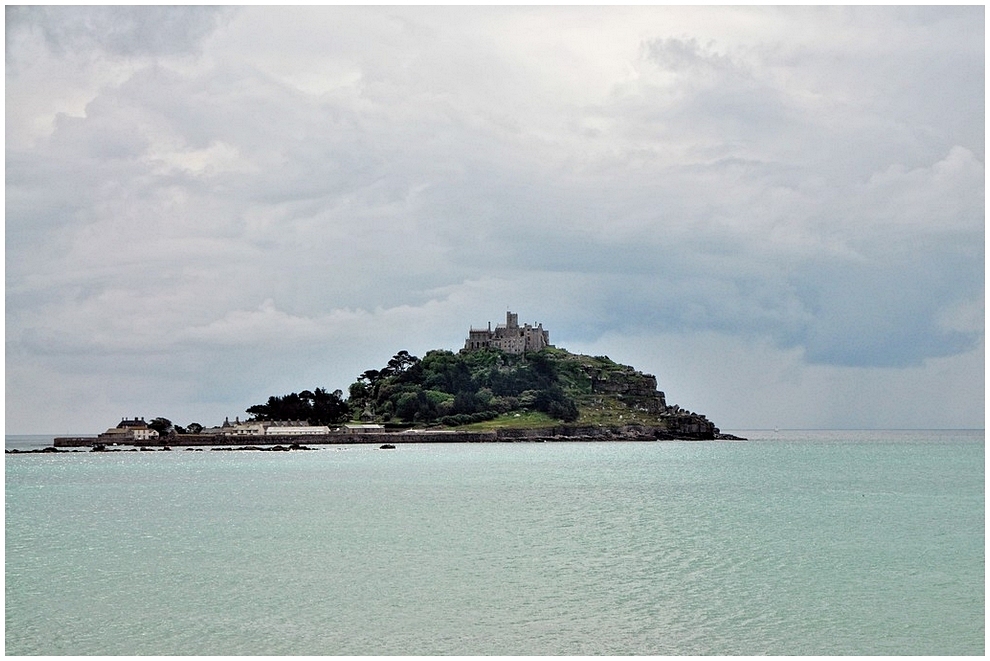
[
  {"left": 54, "top": 421, "right": 716, "bottom": 447},
  {"left": 54, "top": 431, "right": 500, "bottom": 447}
]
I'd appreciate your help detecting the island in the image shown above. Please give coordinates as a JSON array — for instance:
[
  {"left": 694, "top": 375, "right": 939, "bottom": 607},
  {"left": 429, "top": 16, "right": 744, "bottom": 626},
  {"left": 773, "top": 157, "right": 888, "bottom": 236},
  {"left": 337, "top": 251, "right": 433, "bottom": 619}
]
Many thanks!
[{"left": 49, "top": 311, "right": 743, "bottom": 450}]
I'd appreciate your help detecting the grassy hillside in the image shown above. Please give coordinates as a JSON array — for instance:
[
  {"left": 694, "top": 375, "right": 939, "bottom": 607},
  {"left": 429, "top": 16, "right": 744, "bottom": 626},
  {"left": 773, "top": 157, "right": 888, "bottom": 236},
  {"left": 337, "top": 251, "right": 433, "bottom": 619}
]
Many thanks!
[{"left": 346, "top": 346, "right": 713, "bottom": 434}]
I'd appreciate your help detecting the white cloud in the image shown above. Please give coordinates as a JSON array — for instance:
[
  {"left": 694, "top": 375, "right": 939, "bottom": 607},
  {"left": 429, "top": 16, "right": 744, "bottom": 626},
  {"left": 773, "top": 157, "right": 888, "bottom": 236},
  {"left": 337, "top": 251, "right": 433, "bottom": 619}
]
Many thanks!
[
  {"left": 860, "top": 146, "right": 984, "bottom": 235},
  {"left": 5, "top": 6, "right": 983, "bottom": 433}
]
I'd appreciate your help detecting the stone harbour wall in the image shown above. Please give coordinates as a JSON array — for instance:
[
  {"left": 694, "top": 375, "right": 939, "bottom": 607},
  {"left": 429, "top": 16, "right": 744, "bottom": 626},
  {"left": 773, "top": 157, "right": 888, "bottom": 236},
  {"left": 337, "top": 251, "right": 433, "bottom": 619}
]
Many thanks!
[{"left": 55, "top": 419, "right": 717, "bottom": 447}]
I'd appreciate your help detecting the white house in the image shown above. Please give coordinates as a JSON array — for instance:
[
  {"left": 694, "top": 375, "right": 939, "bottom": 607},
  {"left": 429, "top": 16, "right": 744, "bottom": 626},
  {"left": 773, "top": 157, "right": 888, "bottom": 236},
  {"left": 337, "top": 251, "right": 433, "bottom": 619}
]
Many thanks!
[
  {"left": 343, "top": 424, "right": 385, "bottom": 433},
  {"left": 217, "top": 418, "right": 332, "bottom": 436},
  {"left": 265, "top": 425, "right": 331, "bottom": 436},
  {"left": 98, "top": 418, "right": 160, "bottom": 443},
  {"left": 224, "top": 418, "right": 267, "bottom": 436}
]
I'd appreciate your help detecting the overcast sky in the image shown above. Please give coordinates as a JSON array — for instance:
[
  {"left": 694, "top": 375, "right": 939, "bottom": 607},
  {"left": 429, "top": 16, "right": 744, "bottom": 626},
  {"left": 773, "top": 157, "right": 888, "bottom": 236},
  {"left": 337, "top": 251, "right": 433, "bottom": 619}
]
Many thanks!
[{"left": 6, "top": 6, "right": 984, "bottom": 434}]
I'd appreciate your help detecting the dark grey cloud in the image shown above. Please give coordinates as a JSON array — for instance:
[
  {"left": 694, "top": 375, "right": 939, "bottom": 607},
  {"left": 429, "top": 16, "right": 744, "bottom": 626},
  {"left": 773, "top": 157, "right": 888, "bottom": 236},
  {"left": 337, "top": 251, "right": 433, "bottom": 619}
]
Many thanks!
[{"left": 6, "top": 5, "right": 231, "bottom": 60}]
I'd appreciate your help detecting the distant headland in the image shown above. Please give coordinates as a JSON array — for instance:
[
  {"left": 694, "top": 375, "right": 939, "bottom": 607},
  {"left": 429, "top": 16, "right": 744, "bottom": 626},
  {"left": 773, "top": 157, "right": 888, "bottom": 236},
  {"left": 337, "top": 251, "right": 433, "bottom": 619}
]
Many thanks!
[{"left": 41, "top": 311, "right": 742, "bottom": 451}]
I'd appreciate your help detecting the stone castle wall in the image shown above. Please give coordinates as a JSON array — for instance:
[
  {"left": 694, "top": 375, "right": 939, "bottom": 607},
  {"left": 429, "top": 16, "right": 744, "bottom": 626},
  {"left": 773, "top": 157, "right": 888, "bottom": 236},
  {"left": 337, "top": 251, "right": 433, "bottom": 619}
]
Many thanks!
[{"left": 464, "top": 311, "right": 550, "bottom": 354}]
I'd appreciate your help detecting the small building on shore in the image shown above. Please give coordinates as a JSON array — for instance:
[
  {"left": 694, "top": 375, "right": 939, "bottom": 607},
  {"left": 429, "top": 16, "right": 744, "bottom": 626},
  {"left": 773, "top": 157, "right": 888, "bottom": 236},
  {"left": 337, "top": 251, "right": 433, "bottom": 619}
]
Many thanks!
[
  {"left": 343, "top": 424, "right": 385, "bottom": 434},
  {"left": 225, "top": 418, "right": 266, "bottom": 436},
  {"left": 265, "top": 423, "right": 331, "bottom": 436},
  {"left": 219, "top": 418, "right": 331, "bottom": 436},
  {"left": 98, "top": 418, "right": 159, "bottom": 443}
]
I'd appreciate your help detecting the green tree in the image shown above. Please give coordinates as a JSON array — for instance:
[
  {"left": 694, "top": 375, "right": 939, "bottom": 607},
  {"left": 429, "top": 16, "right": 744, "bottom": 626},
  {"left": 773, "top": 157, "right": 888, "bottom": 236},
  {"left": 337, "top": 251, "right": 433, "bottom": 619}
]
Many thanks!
[
  {"left": 246, "top": 387, "right": 350, "bottom": 425},
  {"left": 345, "top": 346, "right": 580, "bottom": 425},
  {"left": 148, "top": 417, "right": 174, "bottom": 436}
]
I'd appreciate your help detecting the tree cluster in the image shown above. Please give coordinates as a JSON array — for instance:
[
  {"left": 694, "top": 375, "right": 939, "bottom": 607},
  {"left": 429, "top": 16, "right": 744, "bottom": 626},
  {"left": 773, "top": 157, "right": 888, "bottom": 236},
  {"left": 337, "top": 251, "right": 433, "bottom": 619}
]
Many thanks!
[
  {"left": 347, "top": 348, "right": 579, "bottom": 425},
  {"left": 245, "top": 387, "right": 350, "bottom": 425},
  {"left": 146, "top": 417, "right": 202, "bottom": 436}
]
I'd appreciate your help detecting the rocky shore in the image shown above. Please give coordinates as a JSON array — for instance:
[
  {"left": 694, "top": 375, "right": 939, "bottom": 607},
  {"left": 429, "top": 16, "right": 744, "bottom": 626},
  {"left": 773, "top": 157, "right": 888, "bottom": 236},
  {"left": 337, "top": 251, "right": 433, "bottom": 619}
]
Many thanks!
[{"left": 7, "top": 443, "right": 320, "bottom": 454}]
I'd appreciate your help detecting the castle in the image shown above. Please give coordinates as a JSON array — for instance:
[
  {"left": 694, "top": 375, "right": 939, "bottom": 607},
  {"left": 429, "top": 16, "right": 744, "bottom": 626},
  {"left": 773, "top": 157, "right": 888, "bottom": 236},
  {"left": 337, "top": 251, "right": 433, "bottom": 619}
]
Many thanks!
[{"left": 464, "top": 311, "right": 550, "bottom": 354}]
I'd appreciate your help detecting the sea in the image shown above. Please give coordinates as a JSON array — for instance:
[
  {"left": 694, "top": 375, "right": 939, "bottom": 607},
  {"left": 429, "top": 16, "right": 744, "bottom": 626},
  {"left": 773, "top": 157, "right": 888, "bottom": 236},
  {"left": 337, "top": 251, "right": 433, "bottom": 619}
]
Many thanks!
[{"left": 5, "top": 430, "right": 984, "bottom": 655}]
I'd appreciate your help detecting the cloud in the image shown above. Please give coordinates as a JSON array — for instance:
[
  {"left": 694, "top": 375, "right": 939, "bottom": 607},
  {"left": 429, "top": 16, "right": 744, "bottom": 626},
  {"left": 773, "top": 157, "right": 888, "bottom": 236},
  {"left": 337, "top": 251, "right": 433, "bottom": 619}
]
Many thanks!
[
  {"left": 6, "top": 6, "right": 230, "bottom": 59},
  {"left": 567, "top": 329, "right": 984, "bottom": 430},
  {"left": 5, "top": 6, "right": 983, "bottom": 433}
]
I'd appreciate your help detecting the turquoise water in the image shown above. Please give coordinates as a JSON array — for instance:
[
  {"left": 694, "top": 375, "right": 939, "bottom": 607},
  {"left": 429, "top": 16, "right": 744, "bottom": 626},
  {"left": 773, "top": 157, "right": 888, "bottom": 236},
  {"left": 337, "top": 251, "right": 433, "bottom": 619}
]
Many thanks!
[{"left": 5, "top": 430, "right": 984, "bottom": 655}]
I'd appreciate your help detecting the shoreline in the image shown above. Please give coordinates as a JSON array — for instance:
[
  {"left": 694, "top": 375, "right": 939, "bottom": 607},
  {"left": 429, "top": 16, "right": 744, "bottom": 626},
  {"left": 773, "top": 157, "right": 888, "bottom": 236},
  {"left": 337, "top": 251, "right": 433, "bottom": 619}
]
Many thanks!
[
  {"left": 11, "top": 436, "right": 747, "bottom": 454},
  {"left": 44, "top": 425, "right": 743, "bottom": 450}
]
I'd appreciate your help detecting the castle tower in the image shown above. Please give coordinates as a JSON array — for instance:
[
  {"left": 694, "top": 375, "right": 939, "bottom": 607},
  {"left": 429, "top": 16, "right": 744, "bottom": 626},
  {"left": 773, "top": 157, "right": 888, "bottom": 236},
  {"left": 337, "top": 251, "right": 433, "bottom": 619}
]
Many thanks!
[{"left": 506, "top": 311, "right": 518, "bottom": 329}]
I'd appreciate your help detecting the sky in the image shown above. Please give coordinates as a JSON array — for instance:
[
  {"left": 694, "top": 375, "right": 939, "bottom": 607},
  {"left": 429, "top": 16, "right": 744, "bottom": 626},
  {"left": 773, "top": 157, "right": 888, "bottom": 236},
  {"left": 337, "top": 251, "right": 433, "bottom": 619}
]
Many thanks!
[{"left": 5, "top": 6, "right": 985, "bottom": 434}]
